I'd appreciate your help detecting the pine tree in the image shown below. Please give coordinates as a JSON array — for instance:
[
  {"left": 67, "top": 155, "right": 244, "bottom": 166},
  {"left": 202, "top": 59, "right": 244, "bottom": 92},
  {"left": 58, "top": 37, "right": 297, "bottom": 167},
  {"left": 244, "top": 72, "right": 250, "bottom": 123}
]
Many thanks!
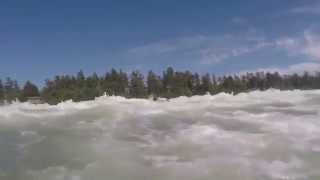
[
  {"left": 22, "top": 81, "right": 40, "bottom": 101},
  {"left": 104, "top": 69, "right": 121, "bottom": 95},
  {"left": 162, "top": 67, "right": 175, "bottom": 98},
  {"left": 4, "top": 78, "right": 21, "bottom": 102},
  {"left": 147, "top": 71, "right": 162, "bottom": 98},
  {"left": 0, "top": 80, "right": 4, "bottom": 103},
  {"left": 172, "top": 72, "right": 191, "bottom": 97},
  {"left": 118, "top": 70, "right": 129, "bottom": 96},
  {"left": 129, "top": 71, "right": 147, "bottom": 98},
  {"left": 77, "top": 70, "right": 85, "bottom": 81},
  {"left": 211, "top": 75, "right": 218, "bottom": 94},
  {"left": 191, "top": 73, "right": 201, "bottom": 95},
  {"left": 199, "top": 73, "right": 212, "bottom": 95},
  {"left": 21, "top": 68, "right": 320, "bottom": 104},
  {"left": 221, "top": 76, "right": 234, "bottom": 93}
]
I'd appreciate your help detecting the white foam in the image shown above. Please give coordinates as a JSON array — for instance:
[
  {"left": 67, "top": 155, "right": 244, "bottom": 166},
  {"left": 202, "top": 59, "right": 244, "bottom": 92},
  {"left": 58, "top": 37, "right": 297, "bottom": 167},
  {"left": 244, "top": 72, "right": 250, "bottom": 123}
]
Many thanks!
[{"left": 0, "top": 89, "right": 320, "bottom": 180}]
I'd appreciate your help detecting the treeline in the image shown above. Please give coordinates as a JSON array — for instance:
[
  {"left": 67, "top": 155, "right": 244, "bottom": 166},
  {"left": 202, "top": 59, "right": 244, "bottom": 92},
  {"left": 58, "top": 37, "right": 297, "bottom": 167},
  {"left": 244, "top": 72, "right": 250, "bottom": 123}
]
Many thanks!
[
  {"left": 1, "top": 67, "right": 320, "bottom": 104},
  {"left": 0, "top": 78, "right": 39, "bottom": 104}
]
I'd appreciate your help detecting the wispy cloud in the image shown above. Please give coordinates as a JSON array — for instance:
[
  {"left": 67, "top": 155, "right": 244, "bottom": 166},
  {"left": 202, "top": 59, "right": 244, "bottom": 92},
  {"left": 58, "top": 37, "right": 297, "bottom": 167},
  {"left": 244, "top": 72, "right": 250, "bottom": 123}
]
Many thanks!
[
  {"left": 303, "top": 31, "right": 320, "bottom": 60},
  {"left": 128, "top": 33, "right": 270, "bottom": 65},
  {"left": 200, "top": 40, "right": 271, "bottom": 64},
  {"left": 289, "top": 4, "right": 320, "bottom": 14},
  {"left": 235, "top": 30, "right": 320, "bottom": 75},
  {"left": 128, "top": 35, "right": 208, "bottom": 56},
  {"left": 276, "top": 30, "right": 320, "bottom": 61},
  {"left": 239, "top": 62, "right": 320, "bottom": 75},
  {"left": 127, "top": 28, "right": 320, "bottom": 68},
  {"left": 231, "top": 17, "right": 248, "bottom": 25}
]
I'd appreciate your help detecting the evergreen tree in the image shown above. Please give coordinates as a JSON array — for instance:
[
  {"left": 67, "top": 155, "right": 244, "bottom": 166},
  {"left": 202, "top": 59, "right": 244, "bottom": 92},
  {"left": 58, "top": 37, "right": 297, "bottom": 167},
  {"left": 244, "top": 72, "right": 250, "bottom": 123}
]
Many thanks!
[
  {"left": 185, "top": 71, "right": 194, "bottom": 95},
  {"left": 104, "top": 69, "right": 121, "bottom": 95},
  {"left": 19, "top": 68, "right": 320, "bottom": 104},
  {"left": 41, "top": 79, "right": 59, "bottom": 104},
  {"left": 221, "top": 76, "right": 234, "bottom": 93},
  {"left": 191, "top": 73, "right": 201, "bottom": 95},
  {"left": 147, "top": 71, "right": 163, "bottom": 98},
  {"left": 77, "top": 70, "right": 85, "bottom": 81},
  {"left": 172, "top": 71, "right": 191, "bottom": 97},
  {"left": 233, "top": 75, "right": 246, "bottom": 94},
  {"left": 22, "top": 81, "right": 40, "bottom": 101},
  {"left": 211, "top": 75, "right": 218, "bottom": 94},
  {"left": 199, "top": 73, "right": 212, "bottom": 95},
  {"left": 129, "top": 71, "right": 147, "bottom": 98},
  {"left": 0, "top": 80, "right": 4, "bottom": 103},
  {"left": 118, "top": 70, "right": 129, "bottom": 96},
  {"left": 4, "top": 78, "right": 21, "bottom": 103},
  {"left": 162, "top": 67, "right": 175, "bottom": 98}
]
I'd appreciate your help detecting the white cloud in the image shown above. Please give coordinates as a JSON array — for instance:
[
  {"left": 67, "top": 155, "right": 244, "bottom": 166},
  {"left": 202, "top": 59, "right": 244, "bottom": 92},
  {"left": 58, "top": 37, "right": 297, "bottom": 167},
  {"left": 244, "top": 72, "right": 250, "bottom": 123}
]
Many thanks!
[
  {"left": 289, "top": 4, "right": 320, "bottom": 14},
  {"left": 239, "top": 62, "right": 320, "bottom": 75},
  {"left": 200, "top": 41, "right": 271, "bottom": 64},
  {"left": 276, "top": 31, "right": 320, "bottom": 61},
  {"left": 127, "top": 29, "right": 320, "bottom": 67},
  {"left": 231, "top": 17, "right": 248, "bottom": 25},
  {"left": 128, "top": 35, "right": 208, "bottom": 56},
  {"left": 128, "top": 33, "right": 270, "bottom": 65},
  {"left": 276, "top": 38, "right": 298, "bottom": 50},
  {"left": 303, "top": 31, "right": 320, "bottom": 59},
  {"left": 128, "top": 41, "right": 178, "bottom": 56}
]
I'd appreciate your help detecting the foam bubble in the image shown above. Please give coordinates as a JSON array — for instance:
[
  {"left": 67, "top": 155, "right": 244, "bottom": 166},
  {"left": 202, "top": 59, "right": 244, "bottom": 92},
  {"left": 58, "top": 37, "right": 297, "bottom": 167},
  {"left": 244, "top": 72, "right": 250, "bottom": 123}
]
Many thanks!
[{"left": 0, "top": 90, "right": 320, "bottom": 180}]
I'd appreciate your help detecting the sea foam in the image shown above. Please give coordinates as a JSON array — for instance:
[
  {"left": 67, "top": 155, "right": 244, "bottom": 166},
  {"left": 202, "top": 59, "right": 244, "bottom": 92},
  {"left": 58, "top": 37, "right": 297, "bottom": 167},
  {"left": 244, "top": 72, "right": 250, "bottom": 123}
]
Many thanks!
[{"left": 0, "top": 89, "right": 320, "bottom": 180}]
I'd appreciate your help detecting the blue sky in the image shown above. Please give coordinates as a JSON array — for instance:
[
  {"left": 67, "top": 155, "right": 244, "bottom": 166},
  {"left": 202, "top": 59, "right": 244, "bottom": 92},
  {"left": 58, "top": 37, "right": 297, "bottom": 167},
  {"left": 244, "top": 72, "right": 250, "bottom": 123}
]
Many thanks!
[{"left": 1, "top": 0, "right": 320, "bottom": 85}]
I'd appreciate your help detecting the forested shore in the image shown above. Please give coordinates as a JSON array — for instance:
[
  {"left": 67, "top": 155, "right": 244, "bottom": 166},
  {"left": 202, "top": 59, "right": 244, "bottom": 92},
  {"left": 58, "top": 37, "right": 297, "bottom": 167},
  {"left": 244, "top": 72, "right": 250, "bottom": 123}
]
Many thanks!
[{"left": 1, "top": 67, "right": 320, "bottom": 104}]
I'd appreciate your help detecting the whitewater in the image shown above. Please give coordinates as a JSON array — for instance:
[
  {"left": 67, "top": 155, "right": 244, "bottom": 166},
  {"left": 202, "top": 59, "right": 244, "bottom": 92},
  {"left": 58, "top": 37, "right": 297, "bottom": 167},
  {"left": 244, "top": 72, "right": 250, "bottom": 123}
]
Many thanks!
[{"left": 1, "top": 90, "right": 320, "bottom": 180}]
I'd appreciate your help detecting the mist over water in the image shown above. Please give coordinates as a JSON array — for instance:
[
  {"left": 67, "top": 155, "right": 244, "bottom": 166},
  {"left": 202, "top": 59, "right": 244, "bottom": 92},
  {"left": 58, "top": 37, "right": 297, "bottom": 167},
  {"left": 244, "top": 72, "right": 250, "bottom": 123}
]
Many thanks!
[{"left": 1, "top": 90, "right": 320, "bottom": 180}]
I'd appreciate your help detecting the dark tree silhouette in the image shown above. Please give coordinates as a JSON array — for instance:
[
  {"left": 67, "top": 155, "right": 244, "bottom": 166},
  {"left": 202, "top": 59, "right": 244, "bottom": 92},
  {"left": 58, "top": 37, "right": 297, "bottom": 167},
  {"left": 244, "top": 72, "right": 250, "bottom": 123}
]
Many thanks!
[
  {"left": 0, "top": 80, "right": 4, "bottom": 103},
  {"left": 1, "top": 68, "right": 320, "bottom": 105},
  {"left": 129, "top": 71, "right": 147, "bottom": 98},
  {"left": 22, "top": 81, "right": 39, "bottom": 98}
]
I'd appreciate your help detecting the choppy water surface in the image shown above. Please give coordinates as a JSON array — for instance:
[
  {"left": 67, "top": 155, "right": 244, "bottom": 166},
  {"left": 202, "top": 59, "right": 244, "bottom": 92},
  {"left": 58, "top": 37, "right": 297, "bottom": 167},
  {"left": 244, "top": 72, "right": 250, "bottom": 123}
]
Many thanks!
[{"left": 1, "top": 90, "right": 320, "bottom": 180}]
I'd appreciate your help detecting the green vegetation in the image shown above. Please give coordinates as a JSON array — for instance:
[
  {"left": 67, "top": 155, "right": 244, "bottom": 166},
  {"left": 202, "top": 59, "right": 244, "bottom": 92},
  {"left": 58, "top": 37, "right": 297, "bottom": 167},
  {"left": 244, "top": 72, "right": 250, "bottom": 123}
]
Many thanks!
[{"left": 1, "top": 68, "right": 320, "bottom": 104}]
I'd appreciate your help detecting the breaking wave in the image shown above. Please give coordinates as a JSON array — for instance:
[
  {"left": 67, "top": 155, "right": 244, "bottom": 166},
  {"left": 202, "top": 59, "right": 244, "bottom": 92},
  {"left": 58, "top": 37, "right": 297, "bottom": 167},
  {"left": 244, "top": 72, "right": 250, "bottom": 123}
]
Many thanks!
[{"left": 1, "top": 89, "right": 320, "bottom": 180}]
